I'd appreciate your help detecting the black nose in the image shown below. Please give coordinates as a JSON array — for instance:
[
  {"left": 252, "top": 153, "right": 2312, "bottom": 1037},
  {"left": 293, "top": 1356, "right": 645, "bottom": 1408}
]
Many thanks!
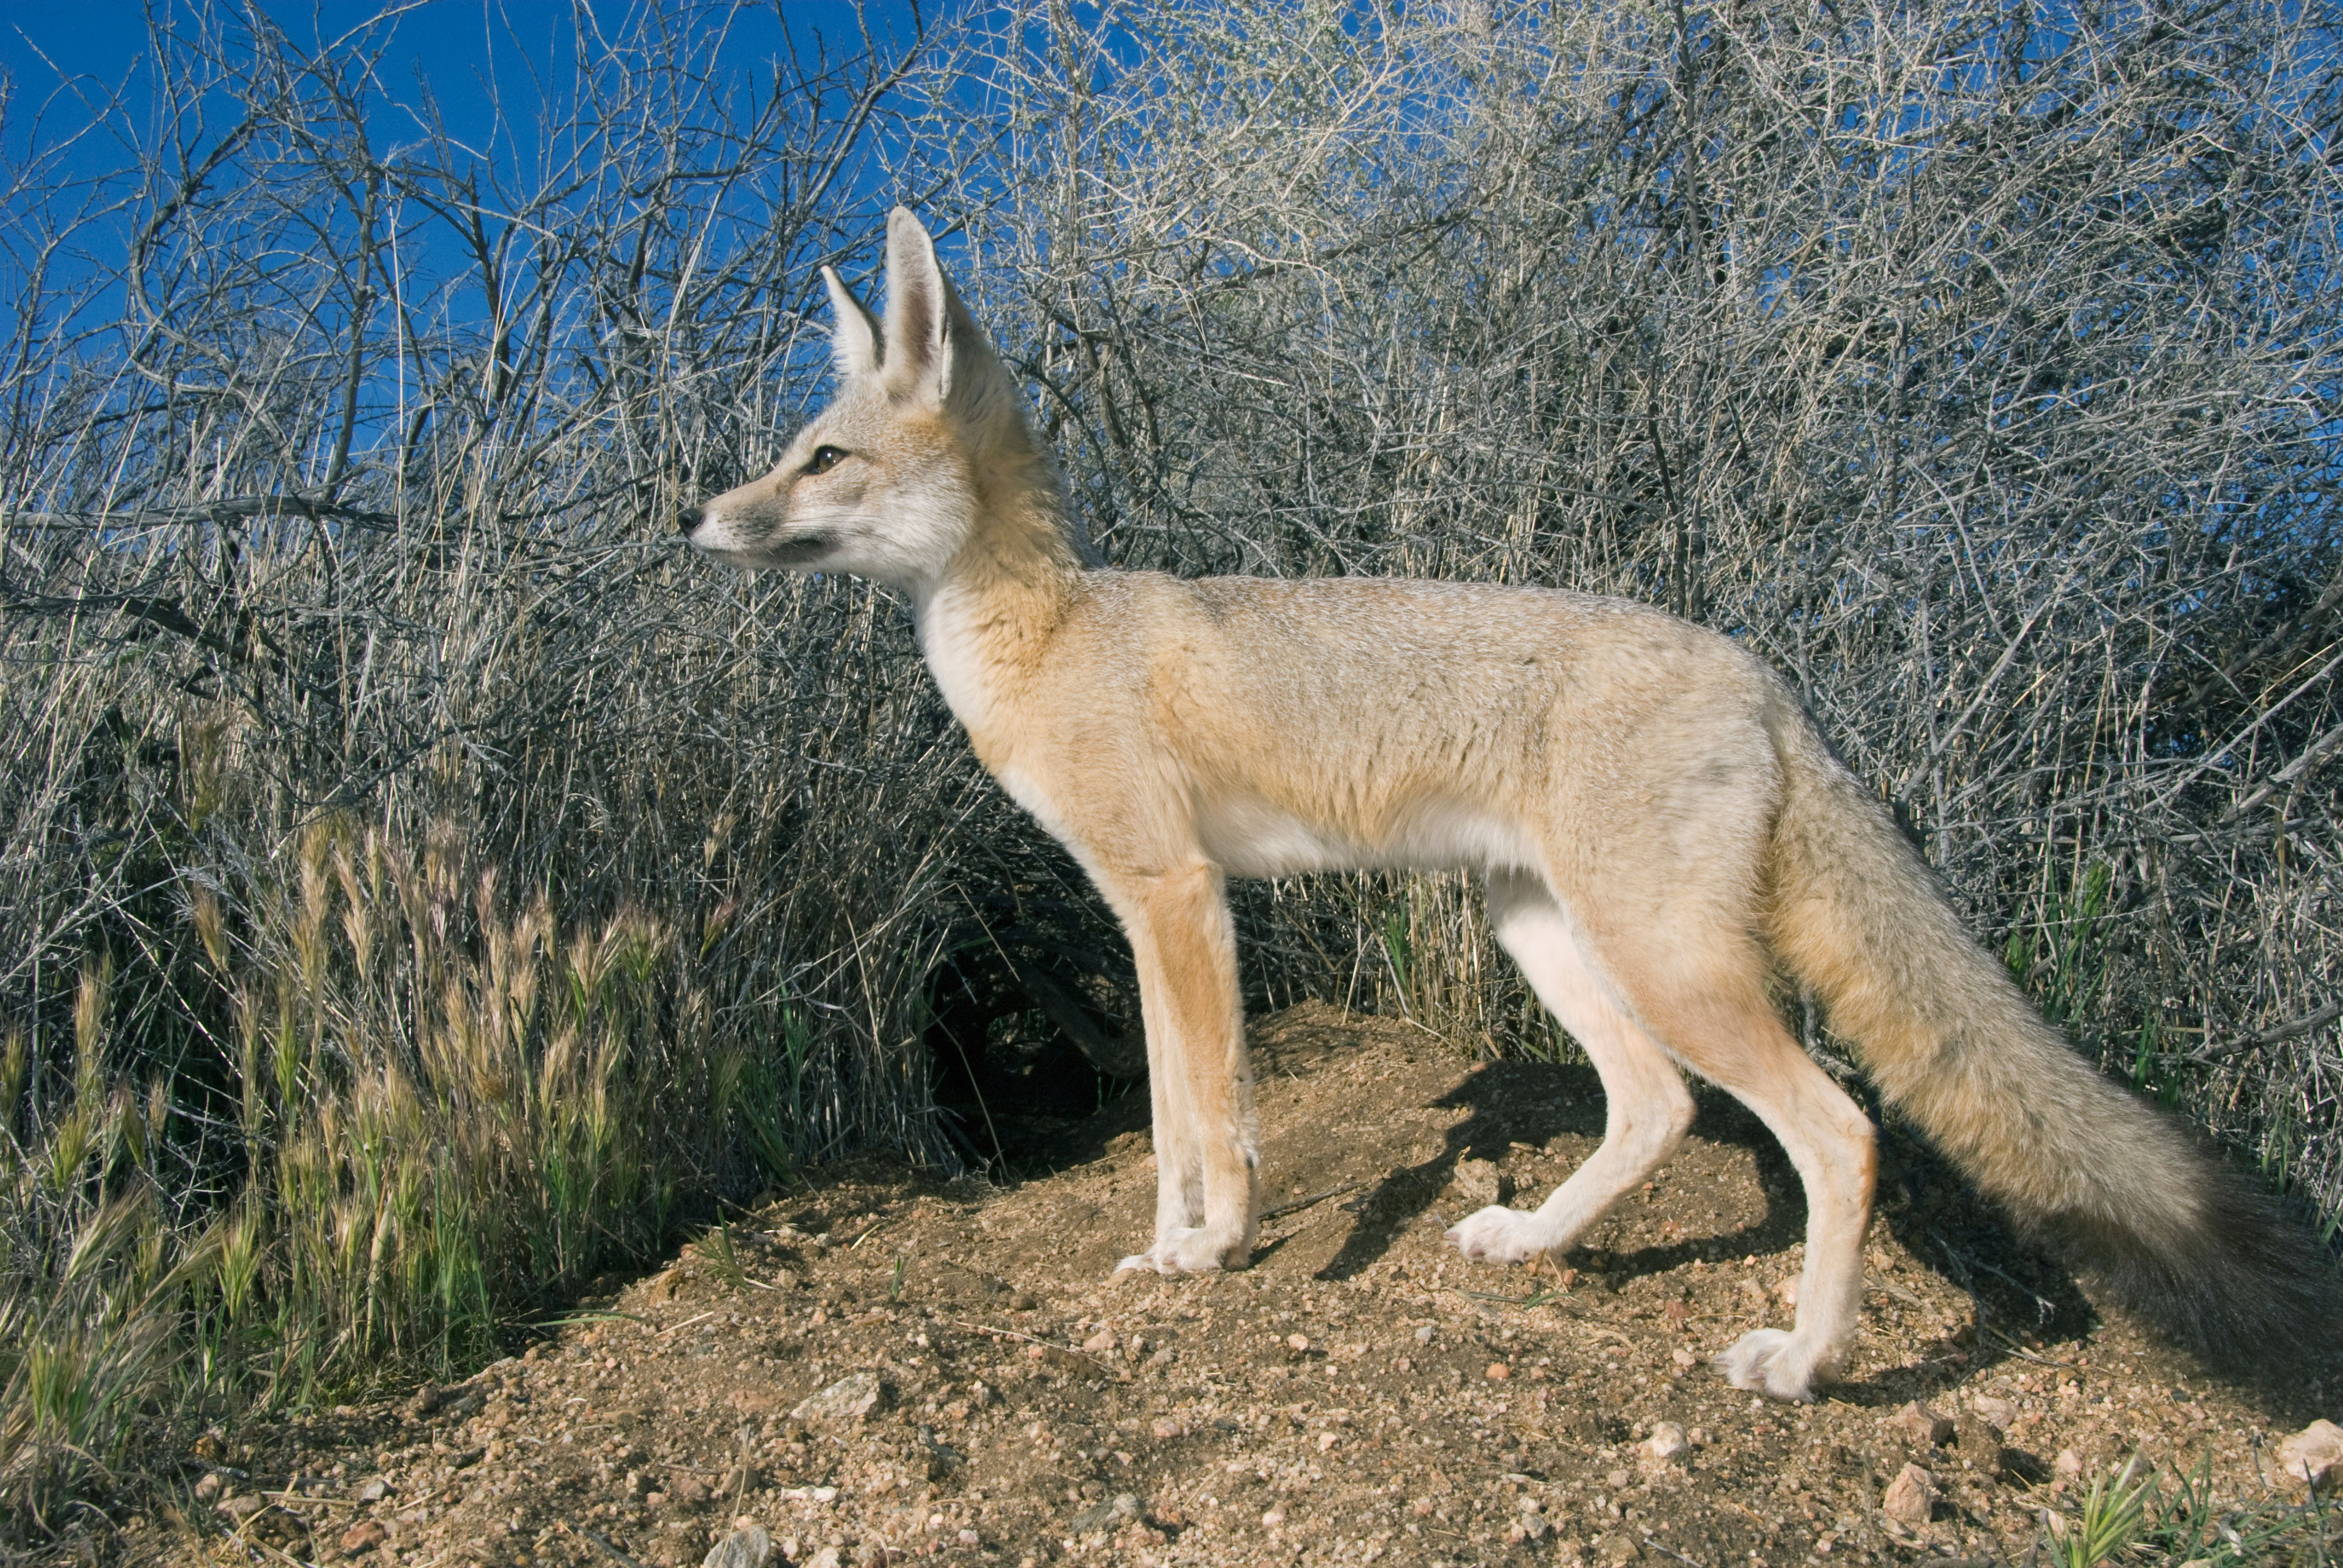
[{"left": 676, "top": 505, "right": 703, "bottom": 538}]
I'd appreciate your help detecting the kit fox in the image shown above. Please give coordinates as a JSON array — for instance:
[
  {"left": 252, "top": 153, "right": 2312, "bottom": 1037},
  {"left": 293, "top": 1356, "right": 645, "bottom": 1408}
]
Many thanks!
[{"left": 682, "top": 209, "right": 2330, "bottom": 1399}]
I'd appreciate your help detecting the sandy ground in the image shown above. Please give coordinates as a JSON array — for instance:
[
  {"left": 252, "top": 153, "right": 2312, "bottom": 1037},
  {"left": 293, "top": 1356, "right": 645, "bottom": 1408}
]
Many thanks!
[{"left": 146, "top": 1004, "right": 2338, "bottom": 1568}]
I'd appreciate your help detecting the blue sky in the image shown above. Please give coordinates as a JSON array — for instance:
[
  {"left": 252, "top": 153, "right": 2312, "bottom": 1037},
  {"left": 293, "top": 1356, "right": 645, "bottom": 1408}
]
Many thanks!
[{"left": 0, "top": 2, "right": 926, "bottom": 170}]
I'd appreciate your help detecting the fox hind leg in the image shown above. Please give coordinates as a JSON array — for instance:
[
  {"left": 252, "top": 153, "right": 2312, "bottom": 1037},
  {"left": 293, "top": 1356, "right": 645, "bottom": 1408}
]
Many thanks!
[
  {"left": 1447, "top": 869, "right": 1695, "bottom": 1266},
  {"left": 1686, "top": 1034, "right": 1876, "bottom": 1401},
  {"left": 1562, "top": 905, "right": 1877, "bottom": 1401}
]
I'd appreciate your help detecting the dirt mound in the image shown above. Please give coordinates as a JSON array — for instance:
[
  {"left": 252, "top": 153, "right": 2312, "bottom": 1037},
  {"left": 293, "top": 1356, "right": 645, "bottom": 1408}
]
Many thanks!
[{"left": 157, "top": 1005, "right": 2335, "bottom": 1567}]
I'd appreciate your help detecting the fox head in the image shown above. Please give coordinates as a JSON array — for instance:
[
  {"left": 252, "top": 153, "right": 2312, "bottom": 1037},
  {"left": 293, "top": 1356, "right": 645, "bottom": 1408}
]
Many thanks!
[{"left": 679, "top": 208, "right": 1046, "bottom": 591}]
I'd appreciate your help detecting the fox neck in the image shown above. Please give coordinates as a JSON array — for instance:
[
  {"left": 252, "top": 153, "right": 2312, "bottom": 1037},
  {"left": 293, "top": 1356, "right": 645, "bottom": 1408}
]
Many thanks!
[{"left": 911, "top": 447, "right": 1085, "bottom": 748}]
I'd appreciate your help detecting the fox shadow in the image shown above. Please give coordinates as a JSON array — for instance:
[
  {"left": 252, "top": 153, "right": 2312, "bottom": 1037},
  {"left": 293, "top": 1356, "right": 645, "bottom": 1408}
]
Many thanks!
[
  {"left": 1306, "top": 1056, "right": 1815, "bottom": 1285},
  {"left": 1296, "top": 1053, "right": 2338, "bottom": 1421}
]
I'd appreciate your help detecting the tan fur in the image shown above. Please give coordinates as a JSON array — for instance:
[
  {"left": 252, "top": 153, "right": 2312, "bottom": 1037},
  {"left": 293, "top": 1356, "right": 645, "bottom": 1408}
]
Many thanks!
[{"left": 681, "top": 210, "right": 2300, "bottom": 1401}]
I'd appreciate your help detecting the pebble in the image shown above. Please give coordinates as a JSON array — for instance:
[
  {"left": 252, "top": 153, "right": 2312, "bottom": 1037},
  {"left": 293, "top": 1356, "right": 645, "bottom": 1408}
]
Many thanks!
[
  {"left": 1881, "top": 1463, "right": 1937, "bottom": 1528},
  {"left": 1638, "top": 1423, "right": 1690, "bottom": 1473},
  {"left": 1954, "top": 1415, "right": 2005, "bottom": 1476},
  {"left": 338, "top": 1520, "right": 388, "bottom": 1558},
  {"left": 1970, "top": 1395, "right": 2018, "bottom": 1432},
  {"left": 2278, "top": 1419, "right": 2343, "bottom": 1492},
  {"left": 216, "top": 1493, "right": 268, "bottom": 1524},
  {"left": 1071, "top": 1491, "right": 1143, "bottom": 1533},
  {"left": 1888, "top": 1400, "right": 1954, "bottom": 1447},
  {"left": 1452, "top": 1158, "right": 1503, "bottom": 1207},
  {"left": 793, "top": 1372, "right": 886, "bottom": 1428},
  {"left": 701, "top": 1524, "right": 773, "bottom": 1568}
]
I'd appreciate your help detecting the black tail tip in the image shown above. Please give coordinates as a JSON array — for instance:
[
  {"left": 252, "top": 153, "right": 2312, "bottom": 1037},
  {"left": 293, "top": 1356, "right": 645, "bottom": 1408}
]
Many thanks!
[{"left": 2052, "top": 1172, "right": 2342, "bottom": 1382}]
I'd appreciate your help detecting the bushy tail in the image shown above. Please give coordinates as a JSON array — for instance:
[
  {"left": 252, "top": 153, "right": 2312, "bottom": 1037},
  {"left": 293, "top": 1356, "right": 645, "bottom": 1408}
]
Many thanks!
[{"left": 1759, "top": 695, "right": 2337, "bottom": 1371}]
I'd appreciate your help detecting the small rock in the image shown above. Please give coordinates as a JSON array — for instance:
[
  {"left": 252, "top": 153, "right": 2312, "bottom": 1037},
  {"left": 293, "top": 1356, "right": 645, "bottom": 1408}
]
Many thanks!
[
  {"left": 1970, "top": 1395, "right": 2019, "bottom": 1432},
  {"left": 1286, "top": 1333, "right": 1310, "bottom": 1353},
  {"left": 1486, "top": 1362, "right": 1510, "bottom": 1381},
  {"left": 671, "top": 1472, "right": 711, "bottom": 1505},
  {"left": 701, "top": 1525, "right": 773, "bottom": 1568},
  {"left": 1606, "top": 1468, "right": 1632, "bottom": 1490},
  {"left": 804, "top": 1550, "right": 844, "bottom": 1568},
  {"left": 354, "top": 1475, "right": 389, "bottom": 1503},
  {"left": 2054, "top": 1448, "right": 2085, "bottom": 1480},
  {"left": 919, "top": 1433, "right": 964, "bottom": 1482},
  {"left": 1600, "top": 1531, "right": 1642, "bottom": 1563},
  {"left": 1413, "top": 1325, "right": 1434, "bottom": 1345},
  {"left": 792, "top": 1372, "right": 887, "bottom": 1428},
  {"left": 1881, "top": 1463, "right": 1938, "bottom": 1528},
  {"left": 1772, "top": 1277, "right": 1801, "bottom": 1309},
  {"left": 1888, "top": 1401, "right": 1955, "bottom": 1447},
  {"left": 2278, "top": 1420, "right": 2343, "bottom": 1492},
  {"left": 1150, "top": 1417, "right": 1183, "bottom": 1439},
  {"left": 216, "top": 1493, "right": 269, "bottom": 1525},
  {"left": 193, "top": 1472, "right": 225, "bottom": 1503},
  {"left": 1081, "top": 1329, "right": 1117, "bottom": 1355},
  {"left": 1260, "top": 1501, "right": 1288, "bottom": 1528},
  {"left": 1956, "top": 1417, "right": 2006, "bottom": 1477},
  {"left": 339, "top": 1520, "right": 389, "bottom": 1558},
  {"left": 1638, "top": 1423, "right": 1691, "bottom": 1473},
  {"left": 405, "top": 1382, "right": 443, "bottom": 1419},
  {"left": 1072, "top": 1492, "right": 1144, "bottom": 1534},
  {"left": 1452, "top": 1158, "right": 1506, "bottom": 1207},
  {"left": 1670, "top": 1347, "right": 1699, "bottom": 1371}
]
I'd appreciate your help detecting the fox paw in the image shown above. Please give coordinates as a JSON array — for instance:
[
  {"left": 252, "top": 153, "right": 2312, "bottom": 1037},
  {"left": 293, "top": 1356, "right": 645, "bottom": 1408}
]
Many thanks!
[
  {"left": 1114, "top": 1226, "right": 1246, "bottom": 1277},
  {"left": 1711, "top": 1328, "right": 1826, "bottom": 1402},
  {"left": 1444, "top": 1205, "right": 1558, "bottom": 1266}
]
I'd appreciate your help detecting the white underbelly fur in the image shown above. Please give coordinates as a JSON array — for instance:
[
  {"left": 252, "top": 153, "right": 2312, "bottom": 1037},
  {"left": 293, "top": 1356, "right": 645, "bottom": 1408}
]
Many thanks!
[{"left": 1196, "top": 794, "right": 1538, "bottom": 878}]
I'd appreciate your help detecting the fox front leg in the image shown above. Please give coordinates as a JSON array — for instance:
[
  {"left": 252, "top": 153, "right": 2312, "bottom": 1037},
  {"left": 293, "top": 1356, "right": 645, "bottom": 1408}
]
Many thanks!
[{"left": 1101, "top": 862, "right": 1260, "bottom": 1276}]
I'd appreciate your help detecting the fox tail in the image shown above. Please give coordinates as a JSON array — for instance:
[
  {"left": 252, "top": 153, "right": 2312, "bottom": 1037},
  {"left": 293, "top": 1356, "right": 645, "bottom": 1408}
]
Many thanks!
[{"left": 1759, "top": 692, "right": 2336, "bottom": 1369}]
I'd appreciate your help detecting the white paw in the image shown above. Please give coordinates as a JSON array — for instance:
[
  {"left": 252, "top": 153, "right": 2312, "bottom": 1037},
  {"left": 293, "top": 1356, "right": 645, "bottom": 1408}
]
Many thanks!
[
  {"left": 1443, "top": 1205, "right": 1556, "bottom": 1266},
  {"left": 1113, "top": 1226, "right": 1244, "bottom": 1277},
  {"left": 1711, "top": 1328, "right": 1824, "bottom": 1402}
]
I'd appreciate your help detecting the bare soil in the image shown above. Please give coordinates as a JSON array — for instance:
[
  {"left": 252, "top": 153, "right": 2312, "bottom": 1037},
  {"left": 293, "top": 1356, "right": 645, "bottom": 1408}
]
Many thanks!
[{"left": 154, "top": 1004, "right": 2337, "bottom": 1568}]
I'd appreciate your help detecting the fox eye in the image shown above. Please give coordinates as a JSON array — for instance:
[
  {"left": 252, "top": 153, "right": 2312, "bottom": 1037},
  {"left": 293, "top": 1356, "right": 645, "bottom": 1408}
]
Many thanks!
[{"left": 804, "top": 444, "right": 848, "bottom": 475}]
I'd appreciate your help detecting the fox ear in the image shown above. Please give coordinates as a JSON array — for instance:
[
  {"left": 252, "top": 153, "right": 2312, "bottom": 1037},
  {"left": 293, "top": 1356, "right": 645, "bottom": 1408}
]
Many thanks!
[
  {"left": 881, "top": 206, "right": 1012, "bottom": 425},
  {"left": 822, "top": 266, "right": 882, "bottom": 377}
]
